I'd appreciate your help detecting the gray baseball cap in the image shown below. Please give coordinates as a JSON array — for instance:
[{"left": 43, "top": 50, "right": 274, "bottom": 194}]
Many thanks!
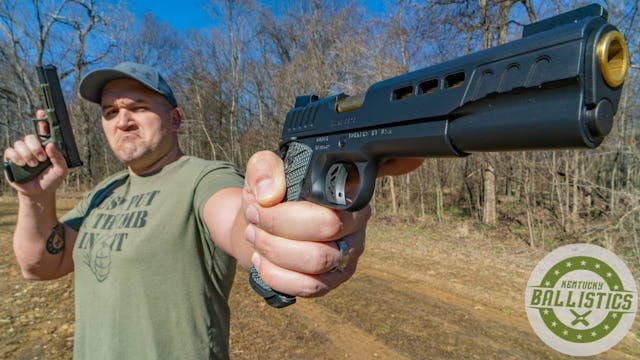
[{"left": 79, "top": 62, "right": 178, "bottom": 108}]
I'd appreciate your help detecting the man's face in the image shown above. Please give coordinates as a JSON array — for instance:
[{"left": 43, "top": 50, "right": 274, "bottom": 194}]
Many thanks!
[{"left": 100, "top": 79, "right": 179, "bottom": 171}]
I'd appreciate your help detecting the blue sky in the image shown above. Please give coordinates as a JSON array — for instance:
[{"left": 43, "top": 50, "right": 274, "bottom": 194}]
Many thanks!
[
  {"left": 128, "top": 0, "right": 386, "bottom": 32},
  {"left": 129, "top": 0, "right": 214, "bottom": 31}
]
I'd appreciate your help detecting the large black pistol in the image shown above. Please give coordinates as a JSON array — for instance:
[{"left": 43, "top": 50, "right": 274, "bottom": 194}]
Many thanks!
[
  {"left": 4, "top": 64, "right": 83, "bottom": 183},
  {"left": 249, "top": 4, "right": 630, "bottom": 308}
]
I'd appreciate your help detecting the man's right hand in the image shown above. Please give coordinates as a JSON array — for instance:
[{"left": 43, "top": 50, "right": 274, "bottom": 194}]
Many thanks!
[{"left": 3, "top": 110, "right": 68, "bottom": 196}]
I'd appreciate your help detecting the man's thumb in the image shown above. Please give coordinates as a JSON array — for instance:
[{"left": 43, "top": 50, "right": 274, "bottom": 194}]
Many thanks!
[{"left": 245, "top": 151, "right": 285, "bottom": 206}]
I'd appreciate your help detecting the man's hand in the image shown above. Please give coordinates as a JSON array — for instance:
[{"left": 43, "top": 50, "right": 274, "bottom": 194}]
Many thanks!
[
  {"left": 6, "top": 109, "right": 75, "bottom": 280},
  {"left": 243, "top": 151, "right": 370, "bottom": 297},
  {"left": 3, "top": 110, "right": 68, "bottom": 197},
  {"left": 379, "top": 158, "right": 424, "bottom": 176}
]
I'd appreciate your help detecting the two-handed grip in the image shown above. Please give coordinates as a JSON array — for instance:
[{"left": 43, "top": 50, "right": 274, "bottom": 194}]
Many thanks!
[{"left": 248, "top": 142, "right": 313, "bottom": 308}]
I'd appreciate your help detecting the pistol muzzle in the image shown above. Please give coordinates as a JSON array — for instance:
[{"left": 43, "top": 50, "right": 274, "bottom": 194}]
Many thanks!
[{"left": 597, "top": 30, "right": 628, "bottom": 88}]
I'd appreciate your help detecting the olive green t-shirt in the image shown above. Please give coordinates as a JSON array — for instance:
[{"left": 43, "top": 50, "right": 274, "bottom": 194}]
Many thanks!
[{"left": 62, "top": 156, "right": 244, "bottom": 360}]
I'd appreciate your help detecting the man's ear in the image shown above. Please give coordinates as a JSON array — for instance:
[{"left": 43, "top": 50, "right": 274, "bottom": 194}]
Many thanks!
[{"left": 171, "top": 108, "right": 182, "bottom": 130}]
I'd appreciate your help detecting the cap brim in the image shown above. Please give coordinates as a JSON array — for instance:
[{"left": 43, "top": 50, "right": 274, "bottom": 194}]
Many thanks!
[{"left": 79, "top": 69, "right": 154, "bottom": 105}]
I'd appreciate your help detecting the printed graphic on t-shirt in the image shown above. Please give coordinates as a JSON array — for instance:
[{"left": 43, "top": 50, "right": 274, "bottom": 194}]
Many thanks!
[{"left": 76, "top": 190, "right": 160, "bottom": 282}]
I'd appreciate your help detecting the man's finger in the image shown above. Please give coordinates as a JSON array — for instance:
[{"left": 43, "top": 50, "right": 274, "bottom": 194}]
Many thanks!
[
  {"left": 378, "top": 158, "right": 424, "bottom": 177},
  {"left": 11, "top": 140, "right": 38, "bottom": 167},
  {"left": 248, "top": 225, "right": 340, "bottom": 274},
  {"left": 23, "top": 134, "right": 47, "bottom": 162},
  {"left": 4, "top": 147, "right": 24, "bottom": 166},
  {"left": 44, "top": 143, "right": 68, "bottom": 177},
  {"left": 36, "top": 109, "right": 49, "bottom": 134},
  {"left": 244, "top": 150, "right": 285, "bottom": 207},
  {"left": 249, "top": 224, "right": 366, "bottom": 275},
  {"left": 252, "top": 253, "right": 355, "bottom": 298},
  {"left": 37, "top": 120, "right": 50, "bottom": 137},
  {"left": 246, "top": 201, "right": 371, "bottom": 241}
]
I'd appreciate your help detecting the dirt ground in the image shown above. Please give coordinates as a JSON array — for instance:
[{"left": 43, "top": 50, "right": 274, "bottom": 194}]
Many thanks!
[{"left": 1, "top": 196, "right": 639, "bottom": 359}]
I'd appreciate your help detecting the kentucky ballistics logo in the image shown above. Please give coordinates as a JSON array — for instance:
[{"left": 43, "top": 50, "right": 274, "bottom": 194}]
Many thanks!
[{"left": 525, "top": 243, "right": 637, "bottom": 356}]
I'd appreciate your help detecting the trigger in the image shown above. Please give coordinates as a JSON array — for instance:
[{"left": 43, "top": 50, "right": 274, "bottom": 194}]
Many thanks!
[{"left": 326, "top": 164, "right": 348, "bottom": 205}]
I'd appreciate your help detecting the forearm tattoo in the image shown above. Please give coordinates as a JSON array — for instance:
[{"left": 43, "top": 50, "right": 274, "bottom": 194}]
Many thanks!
[{"left": 45, "top": 223, "right": 65, "bottom": 255}]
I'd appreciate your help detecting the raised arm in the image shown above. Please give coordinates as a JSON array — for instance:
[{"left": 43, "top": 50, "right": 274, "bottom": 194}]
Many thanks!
[{"left": 4, "top": 111, "right": 76, "bottom": 280}]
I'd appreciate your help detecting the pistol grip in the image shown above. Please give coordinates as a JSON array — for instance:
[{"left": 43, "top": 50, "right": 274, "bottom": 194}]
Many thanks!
[
  {"left": 248, "top": 267, "right": 296, "bottom": 308},
  {"left": 248, "top": 142, "right": 313, "bottom": 308},
  {"left": 282, "top": 142, "right": 314, "bottom": 201},
  {"left": 4, "top": 122, "right": 53, "bottom": 184},
  {"left": 3, "top": 158, "right": 52, "bottom": 183}
]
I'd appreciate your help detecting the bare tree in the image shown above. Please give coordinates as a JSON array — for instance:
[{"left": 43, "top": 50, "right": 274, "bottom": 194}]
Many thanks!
[
  {"left": 0, "top": 0, "right": 115, "bottom": 191},
  {"left": 0, "top": 0, "right": 636, "bottom": 259}
]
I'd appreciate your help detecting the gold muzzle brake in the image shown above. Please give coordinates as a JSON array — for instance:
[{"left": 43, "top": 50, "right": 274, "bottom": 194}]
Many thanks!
[{"left": 597, "top": 30, "right": 629, "bottom": 88}]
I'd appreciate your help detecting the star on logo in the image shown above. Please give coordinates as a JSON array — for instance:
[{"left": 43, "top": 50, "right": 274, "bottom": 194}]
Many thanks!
[
  {"left": 591, "top": 331, "right": 597, "bottom": 337},
  {"left": 566, "top": 261, "right": 572, "bottom": 267},
  {"left": 551, "top": 321, "right": 557, "bottom": 327},
  {"left": 545, "top": 280, "right": 551, "bottom": 286},
  {"left": 554, "top": 270, "right": 560, "bottom": 276},
  {"left": 563, "top": 329, "right": 569, "bottom": 336},
  {"left": 595, "top": 263, "right": 601, "bottom": 269},
  {"left": 577, "top": 334, "right": 583, "bottom": 340},
  {"left": 604, "top": 325, "right": 610, "bottom": 330},
  {"left": 543, "top": 309, "right": 549, "bottom": 315},
  {"left": 580, "top": 260, "right": 587, "bottom": 266},
  {"left": 607, "top": 272, "right": 612, "bottom": 278}
]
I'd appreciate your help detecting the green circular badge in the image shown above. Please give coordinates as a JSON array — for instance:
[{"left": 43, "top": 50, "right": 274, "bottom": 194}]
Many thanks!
[{"left": 525, "top": 244, "right": 637, "bottom": 356}]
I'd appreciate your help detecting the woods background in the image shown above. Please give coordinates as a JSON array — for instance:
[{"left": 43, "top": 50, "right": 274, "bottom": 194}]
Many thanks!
[{"left": 1, "top": 0, "right": 639, "bottom": 260}]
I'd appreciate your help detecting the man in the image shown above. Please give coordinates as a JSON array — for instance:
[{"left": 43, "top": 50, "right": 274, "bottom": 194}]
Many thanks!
[{"left": 4, "top": 62, "right": 422, "bottom": 359}]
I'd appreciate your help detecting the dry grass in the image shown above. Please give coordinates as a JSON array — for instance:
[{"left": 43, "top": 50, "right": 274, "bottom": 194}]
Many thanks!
[{"left": 0, "top": 196, "right": 638, "bottom": 359}]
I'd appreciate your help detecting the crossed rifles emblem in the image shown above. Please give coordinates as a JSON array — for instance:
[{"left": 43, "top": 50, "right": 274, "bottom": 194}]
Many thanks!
[{"left": 570, "top": 310, "right": 592, "bottom": 327}]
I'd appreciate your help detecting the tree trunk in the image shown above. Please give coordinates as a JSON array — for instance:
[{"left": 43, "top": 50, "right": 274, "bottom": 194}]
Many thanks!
[
  {"left": 435, "top": 175, "right": 444, "bottom": 223},
  {"left": 388, "top": 176, "right": 398, "bottom": 215},
  {"left": 483, "top": 163, "right": 497, "bottom": 225}
]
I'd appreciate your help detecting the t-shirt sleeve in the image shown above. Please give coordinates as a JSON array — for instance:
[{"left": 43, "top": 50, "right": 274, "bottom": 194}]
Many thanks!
[
  {"left": 193, "top": 162, "right": 244, "bottom": 213},
  {"left": 61, "top": 191, "right": 94, "bottom": 231},
  {"left": 193, "top": 161, "right": 244, "bottom": 247}
]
